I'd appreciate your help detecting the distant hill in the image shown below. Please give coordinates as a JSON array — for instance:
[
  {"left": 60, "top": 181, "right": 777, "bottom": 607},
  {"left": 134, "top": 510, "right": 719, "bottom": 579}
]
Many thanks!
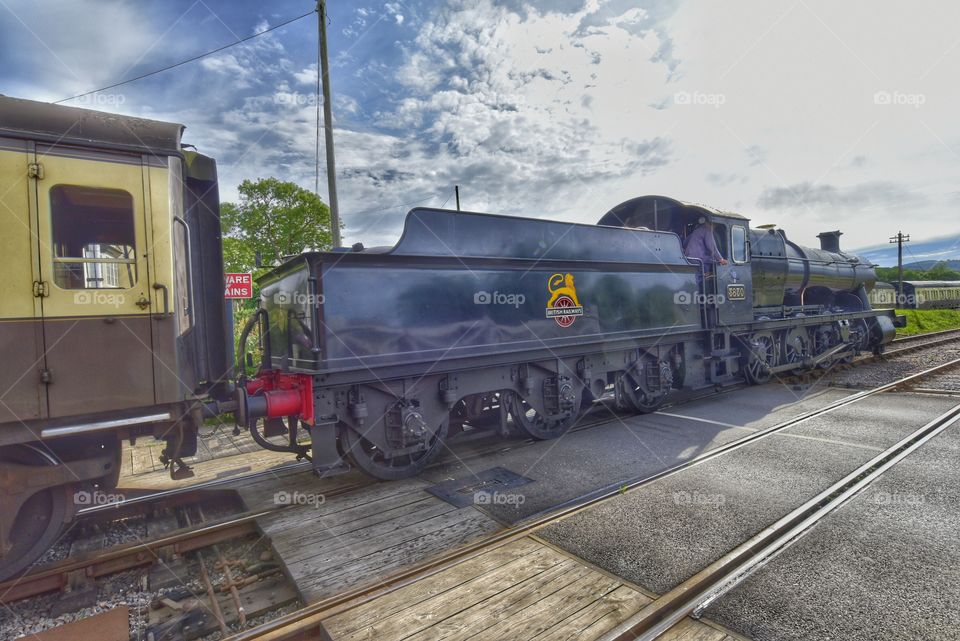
[
  {"left": 901, "top": 259, "right": 960, "bottom": 271},
  {"left": 853, "top": 232, "right": 960, "bottom": 267}
]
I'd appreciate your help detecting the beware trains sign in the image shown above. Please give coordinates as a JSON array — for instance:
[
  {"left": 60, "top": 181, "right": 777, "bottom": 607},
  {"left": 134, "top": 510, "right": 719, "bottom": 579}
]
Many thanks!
[{"left": 225, "top": 273, "right": 253, "bottom": 299}]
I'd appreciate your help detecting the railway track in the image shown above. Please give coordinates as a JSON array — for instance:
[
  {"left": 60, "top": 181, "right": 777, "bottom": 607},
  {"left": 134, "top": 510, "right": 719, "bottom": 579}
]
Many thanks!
[
  {"left": 0, "top": 403, "right": 636, "bottom": 604},
  {"left": 890, "top": 327, "right": 960, "bottom": 344},
  {"left": 1, "top": 395, "right": 707, "bottom": 599},
  {"left": 77, "top": 328, "right": 960, "bottom": 522},
  {"left": 599, "top": 402, "right": 960, "bottom": 641},
  {"left": 6, "top": 331, "right": 955, "bottom": 639},
  {"left": 884, "top": 328, "right": 960, "bottom": 356},
  {"left": 8, "top": 329, "right": 951, "bottom": 612},
  {"left": 218, "top": 356, "right": 960, "bottom": 641}
]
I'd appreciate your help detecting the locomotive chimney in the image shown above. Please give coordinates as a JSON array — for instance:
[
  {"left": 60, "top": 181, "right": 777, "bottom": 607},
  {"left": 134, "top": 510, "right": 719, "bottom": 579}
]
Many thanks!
[{"left": 817, "top": 230, "right": 843, "bottom": 253}]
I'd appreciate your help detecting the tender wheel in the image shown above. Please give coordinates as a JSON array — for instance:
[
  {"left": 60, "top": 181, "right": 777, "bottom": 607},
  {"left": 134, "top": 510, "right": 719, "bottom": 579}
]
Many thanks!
[
  {"left": 504, "top": 391, "right": 581, "bottom": 440},
  {"left": 742, "top": 331, "right": 776, "bottom": 385},
  {"left": 615, "top": 365, "right": 668, "bottom": 413},
  {"left": 0, "top": 445, "right": 75, "bottom": 581},
  {"left": 339, "top": 419, "right": 449, "bottom": 480}
]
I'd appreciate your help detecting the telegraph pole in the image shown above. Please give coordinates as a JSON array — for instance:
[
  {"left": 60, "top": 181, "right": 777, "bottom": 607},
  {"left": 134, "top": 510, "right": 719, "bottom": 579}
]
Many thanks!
[
  {"left": 318, "top": 1, "right": 341, "bottom": 247},
  {"left": 889, "top": 231, "right": 910, "bottom": 303}
]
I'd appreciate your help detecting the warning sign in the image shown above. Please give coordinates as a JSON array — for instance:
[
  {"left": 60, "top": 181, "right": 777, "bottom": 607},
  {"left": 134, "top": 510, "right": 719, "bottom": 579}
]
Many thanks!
[{"left": 225, "top": 273, "right": 253, "bottom": 299}]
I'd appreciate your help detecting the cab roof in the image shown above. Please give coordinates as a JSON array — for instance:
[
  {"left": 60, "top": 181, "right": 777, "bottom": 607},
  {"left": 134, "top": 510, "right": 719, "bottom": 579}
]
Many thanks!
[{"left": 598, "top": 195, "right": 749, "bottom": 228}]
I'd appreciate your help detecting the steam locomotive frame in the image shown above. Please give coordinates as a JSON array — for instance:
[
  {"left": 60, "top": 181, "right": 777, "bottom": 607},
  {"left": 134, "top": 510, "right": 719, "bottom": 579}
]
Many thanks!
[{"left": 0, "top": 96, "right": 900, "bottom": 580}]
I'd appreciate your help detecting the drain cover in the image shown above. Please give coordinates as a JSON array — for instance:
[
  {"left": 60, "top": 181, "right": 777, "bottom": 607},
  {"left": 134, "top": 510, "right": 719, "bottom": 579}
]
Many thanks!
[{"left": 426, "top": 467, "right": 534, "bottom": 508}]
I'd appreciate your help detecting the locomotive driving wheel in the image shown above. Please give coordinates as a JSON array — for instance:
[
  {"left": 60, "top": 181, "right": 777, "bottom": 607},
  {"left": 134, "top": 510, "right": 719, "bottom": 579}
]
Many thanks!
[
  {"left": 782, "top": 327, "right": 810, "bottom": 373},
  {"left": 503, "top": 391, "right": 582, "bottom": 440},
  {"left": 812, "top": 324, "right": 840, "bottom": 369},
  {"left": 0, "top": 445, "right": 75, "bottom": 581},
  {"left": 742, "top": 331, "right": 776, "bottom": 385},
  {"left": 339, "top": 418, "right": 449, "bottom": 480}
]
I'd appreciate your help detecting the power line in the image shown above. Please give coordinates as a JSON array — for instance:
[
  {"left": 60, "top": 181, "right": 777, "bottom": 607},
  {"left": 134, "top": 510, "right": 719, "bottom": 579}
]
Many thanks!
[
  {"left": 55, "top": 9, "right": 317, "bottom": 104},
  {"left": 351, "top": 194, "right": 440, "bottom": 217}
]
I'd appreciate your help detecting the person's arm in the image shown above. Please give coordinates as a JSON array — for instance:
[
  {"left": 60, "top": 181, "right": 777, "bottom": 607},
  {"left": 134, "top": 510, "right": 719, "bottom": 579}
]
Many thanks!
[{"left": 705, "top": 228, "right": 727, "bottom": 264}]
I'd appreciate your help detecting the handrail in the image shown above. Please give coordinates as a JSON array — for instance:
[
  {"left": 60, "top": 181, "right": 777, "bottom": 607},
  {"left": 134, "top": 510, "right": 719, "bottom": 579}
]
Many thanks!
[{"left": 173, "top": 215, "right": 195, "bottom": 319}]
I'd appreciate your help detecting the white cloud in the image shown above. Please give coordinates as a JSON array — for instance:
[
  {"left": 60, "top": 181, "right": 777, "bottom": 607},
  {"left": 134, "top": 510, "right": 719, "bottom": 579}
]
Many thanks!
[
  {"left": 0, "top": 0, "right": 163, "bottom": 98},
  {"left": 5, "top": 0, "right": 960, "bottom": 253}
]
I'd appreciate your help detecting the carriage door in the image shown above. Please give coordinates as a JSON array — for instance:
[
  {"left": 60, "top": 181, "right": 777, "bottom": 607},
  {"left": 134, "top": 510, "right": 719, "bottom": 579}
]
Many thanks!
[
  {"left": 0, "top": 140, "right": 47, "bottom": 422},
  {"left": 31, "top": 147, "right": 157, "bottom": 417}
]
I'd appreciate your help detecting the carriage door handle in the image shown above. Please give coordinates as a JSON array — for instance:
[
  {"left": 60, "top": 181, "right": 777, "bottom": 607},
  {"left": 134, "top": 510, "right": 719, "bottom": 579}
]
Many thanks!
[{"left": 153, "top": 283, "right": 169, "bottom": 319}]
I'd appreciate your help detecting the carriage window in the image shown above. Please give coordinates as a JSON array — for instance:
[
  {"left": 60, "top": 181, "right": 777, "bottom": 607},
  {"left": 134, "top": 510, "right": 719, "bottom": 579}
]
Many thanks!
[
  {"left": 50, "top": 185, "right": 137, "bottom": 289},
  {"left": 731, "top": 225, "right": 747, "bottom": 263}
]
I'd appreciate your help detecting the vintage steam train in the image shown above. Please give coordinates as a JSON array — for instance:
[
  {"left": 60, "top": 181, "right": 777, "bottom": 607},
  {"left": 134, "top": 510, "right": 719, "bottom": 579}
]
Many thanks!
[
  {"left": 0, "top": 96, "right": 898, "bottom": 579},
  {"left": 869, "top": 280, "right": 960, "bottom": 310}
]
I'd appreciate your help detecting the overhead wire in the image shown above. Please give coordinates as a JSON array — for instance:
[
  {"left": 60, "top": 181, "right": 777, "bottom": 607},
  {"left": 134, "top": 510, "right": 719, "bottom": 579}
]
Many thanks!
[{"left": 55, "top": 9, "right": 317, "bottom": 104}]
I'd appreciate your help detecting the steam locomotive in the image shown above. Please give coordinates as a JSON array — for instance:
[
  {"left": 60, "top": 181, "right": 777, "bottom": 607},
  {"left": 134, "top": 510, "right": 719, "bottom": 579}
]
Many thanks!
[
  {"left": 0, "top": 96, "right": 898, "bottom": 580},
  {"left": 239, "top": 197, "right": 897, "bottom": 479}
]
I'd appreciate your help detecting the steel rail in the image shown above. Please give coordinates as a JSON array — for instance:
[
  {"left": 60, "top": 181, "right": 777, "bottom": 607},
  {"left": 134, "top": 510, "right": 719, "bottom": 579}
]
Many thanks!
[
  {"left": 0, "top": 402, "right": 639, "bottom": 603},
  {"left": 883, "top": 333, "right": 960, "bottom": 358},
  {"left": 0, "top": 478, "right": 373, "bottom": 602},
  {"left": 891, "top": 327, "right": 960, "bottom": 344},
  {"left": 600, "top": 402, "right": 960, "bottom": 641},
  {"left": 222, "top": 356, "right": 960, "bottom": 641}
]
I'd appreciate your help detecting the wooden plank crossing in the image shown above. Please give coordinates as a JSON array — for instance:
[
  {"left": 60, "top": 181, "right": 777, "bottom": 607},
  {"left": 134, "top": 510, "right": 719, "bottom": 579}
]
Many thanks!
[
  {"left": 250, "top": 476, "right": 502, "bottom": 603},
  {"left": 117, "top": 442, "right": 298, "bottom": 491},
  {"left": 231, "top": 466, "right": 366, "bottom": 511},
  {"left": 322, "top": 537, "right": 742, "bottom": 641}
]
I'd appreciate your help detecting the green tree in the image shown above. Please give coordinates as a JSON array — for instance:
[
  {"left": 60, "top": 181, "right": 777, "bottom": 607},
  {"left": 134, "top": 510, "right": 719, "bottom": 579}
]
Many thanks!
[
  {"left": 220, "top": 178, "right": 335, "bottom": 364},
  {"left": 221, "top": 178, "right": 334, "bottom": 268}
]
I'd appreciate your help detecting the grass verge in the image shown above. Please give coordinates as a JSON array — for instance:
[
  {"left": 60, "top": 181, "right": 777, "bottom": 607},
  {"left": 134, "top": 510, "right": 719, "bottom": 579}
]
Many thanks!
[{"left": 895, "top": 309, "right": 960, "bottom": 336}]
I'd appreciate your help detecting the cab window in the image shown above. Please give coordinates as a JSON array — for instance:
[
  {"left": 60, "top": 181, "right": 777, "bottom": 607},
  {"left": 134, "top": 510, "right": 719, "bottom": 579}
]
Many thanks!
[
  {"left": 711, "top": 223, "right": 729, "bottom": 259},
  {"left": 50, "top": 185, "right": 137, "bottom": 289},
  {"left": 731, "top": 225, "right": 747, "bottom": 263}
]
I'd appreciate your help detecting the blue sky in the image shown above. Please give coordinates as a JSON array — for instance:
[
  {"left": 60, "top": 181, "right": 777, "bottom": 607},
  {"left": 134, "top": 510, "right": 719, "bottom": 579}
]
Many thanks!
[{"left": 2, "top": 0, "right": 959, "bottom": 258}]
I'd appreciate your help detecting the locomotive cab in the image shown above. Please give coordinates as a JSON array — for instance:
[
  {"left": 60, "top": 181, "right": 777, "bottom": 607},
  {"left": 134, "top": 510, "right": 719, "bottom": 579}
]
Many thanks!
[{"left": 597, "top": 195, "right": 754, "bottom": 327}]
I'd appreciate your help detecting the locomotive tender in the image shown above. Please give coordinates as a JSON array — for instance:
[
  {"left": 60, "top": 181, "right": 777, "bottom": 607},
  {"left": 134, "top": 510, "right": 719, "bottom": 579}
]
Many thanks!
[{"left": 0, "top": 96, "right": 898, "bottom": 580}]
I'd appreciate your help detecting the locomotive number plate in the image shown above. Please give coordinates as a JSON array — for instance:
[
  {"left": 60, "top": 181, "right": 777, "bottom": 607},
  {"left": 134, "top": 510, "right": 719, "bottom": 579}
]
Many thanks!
[{"left": 726, "top": 284, "right": 746, "bottom": 301}]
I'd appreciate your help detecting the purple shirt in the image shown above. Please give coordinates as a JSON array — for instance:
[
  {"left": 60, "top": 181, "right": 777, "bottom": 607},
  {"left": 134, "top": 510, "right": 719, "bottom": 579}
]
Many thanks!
[{"left": 684, "top": 225, "right": 723, "bottom": 265}]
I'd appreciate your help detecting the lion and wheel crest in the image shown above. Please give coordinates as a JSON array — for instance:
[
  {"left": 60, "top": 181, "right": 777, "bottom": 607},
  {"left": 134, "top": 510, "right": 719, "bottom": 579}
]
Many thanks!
[{"left": 546, "top": 273, "right": 584, "bottom": 327}]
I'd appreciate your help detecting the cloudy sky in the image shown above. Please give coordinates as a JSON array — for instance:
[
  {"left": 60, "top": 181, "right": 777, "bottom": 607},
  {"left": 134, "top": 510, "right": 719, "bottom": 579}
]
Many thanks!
[{"left": 2, "top": 0, "right": 958, "bottom": 257}]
